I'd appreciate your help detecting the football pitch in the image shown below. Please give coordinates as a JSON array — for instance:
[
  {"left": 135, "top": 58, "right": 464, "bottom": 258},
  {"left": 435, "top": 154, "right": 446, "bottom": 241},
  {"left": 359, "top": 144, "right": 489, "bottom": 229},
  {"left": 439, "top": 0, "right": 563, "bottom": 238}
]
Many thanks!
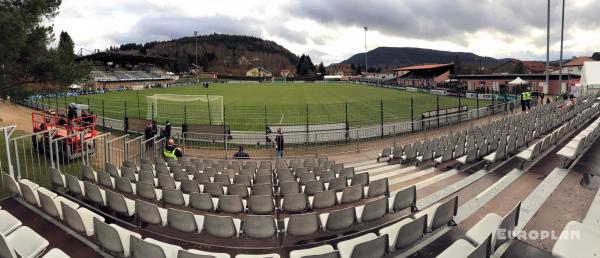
[{"left": 51, "top": 83, "right": 491, "bottom": 131}]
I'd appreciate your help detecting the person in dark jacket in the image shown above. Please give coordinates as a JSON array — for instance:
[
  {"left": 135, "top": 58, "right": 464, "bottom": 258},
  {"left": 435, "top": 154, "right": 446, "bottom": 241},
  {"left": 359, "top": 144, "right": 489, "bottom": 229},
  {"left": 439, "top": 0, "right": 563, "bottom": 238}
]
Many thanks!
[
  {"left": 163, "top": 120, "right": 171, "bottom": 139},
  {"left": 233, "top": 145, "right": 250, "bottom": 159},
  {"left": 275, "top": 128, "right": 284, "bottom": 158}
]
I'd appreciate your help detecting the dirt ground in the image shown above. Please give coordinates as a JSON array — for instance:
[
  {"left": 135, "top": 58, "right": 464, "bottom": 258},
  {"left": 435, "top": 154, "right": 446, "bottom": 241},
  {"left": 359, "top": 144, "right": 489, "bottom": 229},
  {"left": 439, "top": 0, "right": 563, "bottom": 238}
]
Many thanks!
[{"left": 0, "top": 100, "right": 37, "bottom": 133}]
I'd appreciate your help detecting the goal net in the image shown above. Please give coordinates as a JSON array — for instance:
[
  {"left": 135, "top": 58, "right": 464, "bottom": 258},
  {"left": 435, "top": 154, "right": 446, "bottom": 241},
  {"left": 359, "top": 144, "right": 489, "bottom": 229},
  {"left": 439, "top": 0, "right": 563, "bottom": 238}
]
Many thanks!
[{"left": 146, "top": 94, "right": 224, "bottom": 125}]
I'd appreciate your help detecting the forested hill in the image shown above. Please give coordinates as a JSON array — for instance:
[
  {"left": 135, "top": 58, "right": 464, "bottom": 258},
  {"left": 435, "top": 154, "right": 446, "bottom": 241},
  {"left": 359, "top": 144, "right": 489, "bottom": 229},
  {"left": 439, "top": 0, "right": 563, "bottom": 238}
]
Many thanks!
[{"left": 115, "top": 34, "right": 299, "bottom": 75}]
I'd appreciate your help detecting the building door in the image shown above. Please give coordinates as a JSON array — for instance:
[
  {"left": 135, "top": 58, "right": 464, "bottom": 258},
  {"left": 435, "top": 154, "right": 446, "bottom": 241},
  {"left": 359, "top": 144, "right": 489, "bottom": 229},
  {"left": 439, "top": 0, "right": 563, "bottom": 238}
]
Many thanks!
[{"left": 561, "top": 82, "right": 567, "bottom": 94}]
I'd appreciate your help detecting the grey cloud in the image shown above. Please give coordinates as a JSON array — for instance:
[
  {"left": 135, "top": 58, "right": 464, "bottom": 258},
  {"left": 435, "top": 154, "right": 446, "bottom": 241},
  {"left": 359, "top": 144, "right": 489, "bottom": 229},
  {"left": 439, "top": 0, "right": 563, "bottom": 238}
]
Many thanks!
[
  {"left": 286, "top": 0, "right": 600, "bottom": 46},
  {"left": 110, "top": 15, "right": 264, "bottom": 44}
]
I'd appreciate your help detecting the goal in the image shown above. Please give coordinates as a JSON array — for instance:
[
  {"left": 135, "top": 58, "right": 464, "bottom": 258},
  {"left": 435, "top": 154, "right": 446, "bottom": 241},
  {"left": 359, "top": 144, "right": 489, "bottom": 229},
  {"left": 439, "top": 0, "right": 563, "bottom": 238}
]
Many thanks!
[{"left": 146, "top": 94, "right": 224, "bottom": 124}]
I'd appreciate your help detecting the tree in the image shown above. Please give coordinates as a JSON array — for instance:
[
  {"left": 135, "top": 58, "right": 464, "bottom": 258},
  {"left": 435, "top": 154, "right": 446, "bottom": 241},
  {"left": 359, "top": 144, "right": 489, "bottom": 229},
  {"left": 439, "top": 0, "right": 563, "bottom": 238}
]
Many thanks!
[
  {"left": 592, "top": 52, "right": 600, "bottom": 61},
  {"left": 54, "top": 31, "right": 92, "bottom": 85},
  {"left": 296, "top": 54, "right": 316, "bottom": 76},
  {"left": 318, "top": 61, "right": 326, "bottom": 76},
  {"left": 513, "top": 60, "right": 525, "bottom": 74},
  {"left": 0, "top": 0, "right": 63, "bottom": 97}
]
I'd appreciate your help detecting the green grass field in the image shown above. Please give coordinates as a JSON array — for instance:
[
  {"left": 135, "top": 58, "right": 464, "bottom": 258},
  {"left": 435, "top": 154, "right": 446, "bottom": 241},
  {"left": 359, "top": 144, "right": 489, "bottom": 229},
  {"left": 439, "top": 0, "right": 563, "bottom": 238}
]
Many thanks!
[{"left": 41, "top": 83, "right": 491, "bottom": 131}]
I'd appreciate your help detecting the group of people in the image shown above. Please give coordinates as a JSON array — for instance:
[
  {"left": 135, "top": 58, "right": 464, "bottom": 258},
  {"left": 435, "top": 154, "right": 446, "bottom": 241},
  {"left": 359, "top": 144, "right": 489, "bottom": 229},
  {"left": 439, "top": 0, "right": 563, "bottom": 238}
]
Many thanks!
[
  {"left": 144, "top": 120, "right": 172, "bottom": 141},
  {"left": 233, "top": 128, "right": 285, "bottom": 159}
]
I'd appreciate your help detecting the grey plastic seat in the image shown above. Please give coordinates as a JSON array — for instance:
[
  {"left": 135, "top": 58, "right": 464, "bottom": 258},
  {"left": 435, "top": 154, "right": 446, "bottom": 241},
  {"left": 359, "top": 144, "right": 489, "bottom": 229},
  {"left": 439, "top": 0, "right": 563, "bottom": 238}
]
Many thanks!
[
  {"left": 180, "top": 179, "right": 201, "bottom": 194},
  {"left": 465, "top": 202, "right": 521, "bottom": 252},
  {"left": 297, "top": 172, "right": 316, "bottom": 184},
  {"left": 378, "top": 216, "right": 427, "bottom": 251},
  {"left": 285, "top": 212, "right": 321, "bottom": 238},
  {"left": 122, "top": 160, "right": 137, "bottom": 170},
  {"left": 277, "top": 173, "right": 296, "bottom": 183},
  {"left": 330, "top": 164, "right": 343, "bottom": 174},
  {"left": 105, "top": 163, "right": 120, "bottom": 178},
  {"left": 436, "top": 234, "right": 491, "bottom": 258},
  {"left": 65, "top": 174, "right": 85, "bottom": 196},
  {"left": 367, "top": 178, "right": 388, "bottom": 198},
  {"left": 248, "top": 195, "right": 274, "bottom": 214},
  {"left": 217, "top": 195, "right": 245, "bottom": 214},
  {"left": 204, "top": 167, "right": 218, "bottom": 177},
  {"left": 97, "top": 171, "right": 115, "bottom": 188},
  {"left": 339, "top": 167, "right": 354, "bottom": 179},
  {"left": 389, "top": 185, "right": 417, "bottom": 212},
  {"left": 378, "top": 148, "right": 392, "bottom": 162},
  {"left": 356, "top": 198, "right": 387, "bottom": 223},
  {"left": 138, "top": 171, "right": 156, "bottom": 186},
  {"left": 254, "top": 175, "right": 272, "bottom": 185},
  {"left": 227, "top": 184, "right": 249, "bottom": 198},
  {"left": 82, "top": 165, "right": 97, "bottom": 183},
  {"left": 193, "top": 173, "right": 211, "bottom": 183},
  {"left": 337, "top": 233, "right": 387, "bottom": 258},
  {"left": 239, "top": 169, "right": 255, "bottom": 177},
  {"left": 321, "top": 207, "right": 356, "bottom": 231},
  {"left": 243, "top": 215, "right": 277, "bottom": 239},
  {"left": 172, "top": 171, "right": 188, "bottom": 182},
  {"left": 203, "top": 182, "right": 225, "bottom": 197},
  {"left": 61, "top": 202, "right": 105, "bottom": 236},
  {"left": 311, "top": 190, "right": 337, "bottom": 209},
  {"left": 156, "top": 166, "right": 170, "bottom": 176},
  {"left": 0, "top": 225, "right": 49, "bottom": 258},
  {"left": 203, "top": 214, "right": 241, "bottom": 238},
  {"left": 281, "top": 193, "right": 308, "bottom": 213},
  {"left": 319, "top": 171, "right": 336, "bottom": 183},
  {"left": 411, "top": 196, "right": 458, "bottom": 232},
  {"left": 351, "top": 173, "right": 369, "bottom": 186},
  {"left": 313, "top": 167, "right": 327, "bottom": 177},
  {"left": 50, "top": 167, "right": 66, "bottom": 187},
  {"left": 189, "top": 193, "right": 215, "bottom": 212},
  {"left": 121, "top": 167, "right": 137, "bottom": 182},
  {"left": 130, "top": 236, "right": 182, "bottom": 258},
  {"left": 19, "top": 182, "right": 50, "bottom": 207},
  {"left": 115, "top": 177, "right": 136, "bottom": 194},
  {"left": 279, "top": 181, "right": 300, "bottom": 196},
  {"left": 167, "top": 208, "right": 204, "bottom": 233},
  {"left": 339, "top": 184, "right": 364, "bottom": 204},
  {"left": 136, "top": 181, "right": 162, "bottom": 201},
  {"left": 327, "top": 177, "right": 347, "bottom": 192},
  {"left": 140, "top": 163, "right": 154, "bottom": 173},
  {"left": 213, "top": 174, "right": 231, "bottom": 185},
  {"left": 158, "top": 175, "right": 179, "bottom": 189},
  {"left": 105, "top": 190, "right": 135, "bottom": 216},
  {"left": 185, "top": 166, "right": 200, "bottom": 176},
  {"left": 94, "top": 218, "right": 141, "bottom": 257},
  {"left": 38, "top": 189, "right": 79, "bottom": 220},
  {"left": 83, "top": 181, "right": 107, "bottom": 206},
  {"left": 163, "top": 188, "right": 189, "bottom": 207},
  {"left": 304, "top": 180, "right": 325, "bottom": 196},
  {"left": 252, "top": 184, "right": 273, "bottom": 196},
  {"left": 135, "top": 199, "right": 167, "bottom": 226},
  {"left": 233, "top": 175, "right": 252, "bottom": 187}
]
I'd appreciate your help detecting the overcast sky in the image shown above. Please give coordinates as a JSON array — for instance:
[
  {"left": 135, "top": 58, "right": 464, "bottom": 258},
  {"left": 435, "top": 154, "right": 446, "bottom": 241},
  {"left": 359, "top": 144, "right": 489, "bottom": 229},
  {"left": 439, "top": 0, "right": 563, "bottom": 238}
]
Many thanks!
[{"left": 52, "top": 0, "right": 600, "bottom": 65}]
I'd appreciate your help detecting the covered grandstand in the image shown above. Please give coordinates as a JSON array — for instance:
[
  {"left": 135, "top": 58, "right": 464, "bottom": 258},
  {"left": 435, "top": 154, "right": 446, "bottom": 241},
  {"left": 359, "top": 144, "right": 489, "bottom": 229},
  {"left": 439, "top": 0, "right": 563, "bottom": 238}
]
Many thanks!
[{"left": 78, "top": 52, "right": 179, "bottom": 90}]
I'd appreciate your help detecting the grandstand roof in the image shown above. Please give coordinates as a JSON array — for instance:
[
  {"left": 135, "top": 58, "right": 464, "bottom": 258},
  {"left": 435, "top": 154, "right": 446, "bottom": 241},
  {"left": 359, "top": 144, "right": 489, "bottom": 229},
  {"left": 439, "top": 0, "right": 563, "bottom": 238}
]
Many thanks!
[
  {"left": 393, "top": 63, "right": 453, "bottom": 71},
  {"left": 76, "top": 51, "right": 176, "bottom": 66}
]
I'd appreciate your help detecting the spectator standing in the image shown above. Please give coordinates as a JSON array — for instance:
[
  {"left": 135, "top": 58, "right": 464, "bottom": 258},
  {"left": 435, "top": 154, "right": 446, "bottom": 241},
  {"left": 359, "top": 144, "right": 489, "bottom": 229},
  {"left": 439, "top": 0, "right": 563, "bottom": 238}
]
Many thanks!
[
  {"left": 164, "top": 120, "right": 171, "bottom": 139},
  {"left": 275, "top": 128, "right": 284, "bottom": 158}
]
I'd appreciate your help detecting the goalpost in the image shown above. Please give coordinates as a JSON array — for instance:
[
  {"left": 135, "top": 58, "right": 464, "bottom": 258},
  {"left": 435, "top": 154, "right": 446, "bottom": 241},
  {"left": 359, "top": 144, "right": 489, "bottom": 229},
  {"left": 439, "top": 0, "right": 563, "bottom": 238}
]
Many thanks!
[{"left": 146, "top": 94, "right": 224, "bottom": 124}]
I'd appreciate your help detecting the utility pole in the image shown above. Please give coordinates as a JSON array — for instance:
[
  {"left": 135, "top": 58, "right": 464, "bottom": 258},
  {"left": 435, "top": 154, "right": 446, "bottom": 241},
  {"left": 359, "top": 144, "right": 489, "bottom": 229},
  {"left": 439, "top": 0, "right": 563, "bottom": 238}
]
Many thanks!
[
  {"left": 364, "top": 26, "right": 368, "bottom": 74},
  {"left": 545, "top": 0, "right": 550, "bottom": 92},
  {"left": 558, "top": 0, "right": 565, "bottom": 95}
]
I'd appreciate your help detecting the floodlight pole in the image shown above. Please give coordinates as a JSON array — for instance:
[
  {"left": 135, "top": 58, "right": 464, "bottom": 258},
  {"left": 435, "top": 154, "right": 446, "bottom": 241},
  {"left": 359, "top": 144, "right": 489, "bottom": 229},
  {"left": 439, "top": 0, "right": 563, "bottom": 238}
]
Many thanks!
[
  {"left": 545, "top": 0, "right": 550, "bottom": 93},
  {"left": 364, "top": 26, "right": 368, "bottom": 74},
  {"left": 194, "top": 31, "right": 198, "bottom": 67},
  {"left": 558, "top": 0, "right": 565, "bottom": 95}
]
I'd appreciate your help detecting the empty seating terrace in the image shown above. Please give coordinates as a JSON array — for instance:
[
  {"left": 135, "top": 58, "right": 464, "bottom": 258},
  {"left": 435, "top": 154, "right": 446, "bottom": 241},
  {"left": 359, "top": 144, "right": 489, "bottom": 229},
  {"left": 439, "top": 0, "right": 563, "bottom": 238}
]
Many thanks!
[{"left": 2, "top": 93, "right": 600, "bottom": 257}]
